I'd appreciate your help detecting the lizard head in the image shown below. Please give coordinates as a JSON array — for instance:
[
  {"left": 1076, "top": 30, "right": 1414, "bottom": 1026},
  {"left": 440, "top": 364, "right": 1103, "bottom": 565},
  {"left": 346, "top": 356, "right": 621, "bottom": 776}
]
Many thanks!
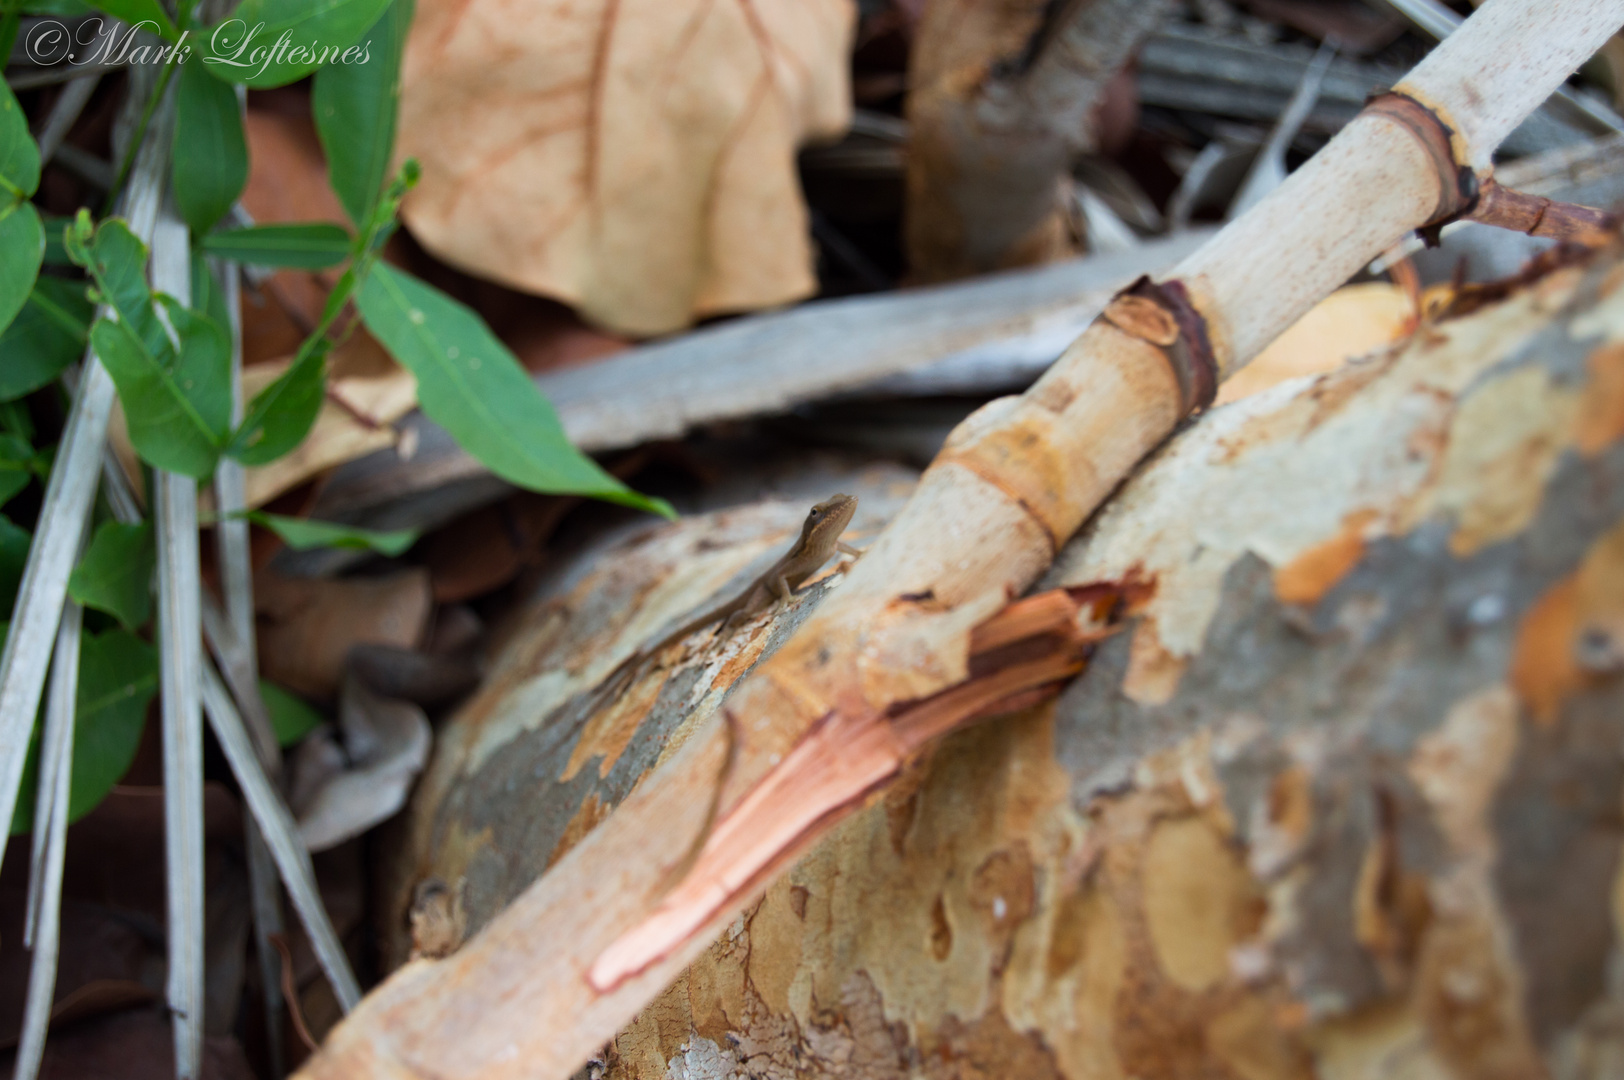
[{"left": 800, "top": 493, "right": 858, "bottom": 547}]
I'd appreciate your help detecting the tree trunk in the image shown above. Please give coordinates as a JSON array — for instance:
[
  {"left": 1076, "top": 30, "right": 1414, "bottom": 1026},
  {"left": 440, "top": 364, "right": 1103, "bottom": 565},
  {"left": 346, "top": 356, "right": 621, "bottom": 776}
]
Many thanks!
[{"left": 364, "top": 236, "right": 1624, "bottom": 1080}]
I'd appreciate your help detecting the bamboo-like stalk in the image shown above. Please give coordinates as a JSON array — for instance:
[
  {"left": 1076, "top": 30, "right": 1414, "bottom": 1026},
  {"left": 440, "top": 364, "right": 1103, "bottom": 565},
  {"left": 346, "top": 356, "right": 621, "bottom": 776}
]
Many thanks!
[
  {"left": 210, "top": 247, "right": 289, "bottom": 1077},
  {"left": 21, "top": 594, "right": 76, "bottom": 948},
  {"left": 203, "top": 65, "right": 287, "bottom": 1051},
  {"left": 152, "top": 199, "right": 207, "bottom": 1079},
  {"left": 0, "top": 65, "right": 170, "bottom": 900},
  {"left": 13, "top": 605, "right": 81, "bottom": 1080},
  {"left": 296, "top": 3, "right": 1624, "bottom": 1076}
]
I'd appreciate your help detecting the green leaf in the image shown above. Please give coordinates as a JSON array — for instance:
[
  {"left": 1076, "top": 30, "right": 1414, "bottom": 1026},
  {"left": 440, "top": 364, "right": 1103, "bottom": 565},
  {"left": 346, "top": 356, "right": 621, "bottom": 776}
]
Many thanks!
[
  {"left": 0, "top": 275, "right": 86, "bottom": 403},
  {"left": 0, "top": 514, "right": 29, "bottom": 618},
  {"left": 89, "top": 303, "right": 229, "bottom": 479},
  {"left": 23, "top": 0, "right": 92, "bottom": 14},
  {"left": 200, "top": 223, "right": 351, "bottom": 269},
  {"left": 354, "top": 264, "right": 671, "bottom": 517},
  {"left": 248, "top": 510, "right": 418, "bottom": 556},
  {"left": 69, "top": 217, "right": 167, "bottom": 358},
  {"left": 0, "top": 202, "right": 45, "bottom": 337},
  {"left": 260, "top": 680, "right": 322, "bottom": 746},
  {"left": 68, "top": 520, "right": 154, "bottom": 631},
  {"left": 226, "top": 337, "right": 327, "bottom": 465},
  {"left": 157, "top": 296, "right": 233, "bottom": 434},
  {"left": 312, "top": 0, "right": 412, "bottom": 228},
  {"left": 40, "top": 215, "right": 73, "bottom": 266},
  {"left": 10, "top": 629, "right": 159, "bottom": 835},
  {"left": 199, "top": 0, "right": 393, "bottom": 89},
  {"left": 0, "top": 81, "right": 40, "bottom": 198},
  {"left": 86, "top": 0, "right": 178, "bottom": 40},
  {"left": 189, "top": 249, "right": 233, "bottom": 335},
  {"left": 0, "top": 401, "right": 34, "bottom": 441},
  {"left": 71, "top": 630, "right": 159, "bottom": 820},
  {"left": 173, "top": 58, "right": 248, "bottom": 235},
  {"left": 0, "top": 434, "right": 31, "bottom": 509}
]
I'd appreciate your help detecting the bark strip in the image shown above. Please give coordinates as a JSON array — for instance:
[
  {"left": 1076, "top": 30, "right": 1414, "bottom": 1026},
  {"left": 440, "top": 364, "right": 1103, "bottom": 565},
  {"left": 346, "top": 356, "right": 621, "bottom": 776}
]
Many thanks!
[{"left": 590, "top": 586, "right": 1115, "bottom": 990}]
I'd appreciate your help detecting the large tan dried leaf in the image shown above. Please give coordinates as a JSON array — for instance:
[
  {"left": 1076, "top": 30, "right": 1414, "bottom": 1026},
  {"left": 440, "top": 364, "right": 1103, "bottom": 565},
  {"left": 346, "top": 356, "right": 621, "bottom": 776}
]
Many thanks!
[{"left": 396, "top": 0, "right": 856, "bottom": 337}]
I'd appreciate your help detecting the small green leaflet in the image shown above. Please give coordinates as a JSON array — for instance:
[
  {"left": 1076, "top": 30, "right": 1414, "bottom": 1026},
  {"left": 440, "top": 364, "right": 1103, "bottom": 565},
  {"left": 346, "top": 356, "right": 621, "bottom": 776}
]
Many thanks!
[
  {"left": 40, "top": 215, "right": 73, "bottom": 265},
  {"left": 0, "top": 203, "right": 44, "bottom": 338},
  {"left": 66, "top": 215, "right": 167, "bottom": 358},
  {"left": 0, "top": 276, "right": 94, "bottom": 402},
  {"left": 0, "top": 80, "right": 43, "bottom": 338},
  {"left": 226, "top": 337, "right": 327, "bottom": 465},
  {"left": 0, "top": 401, "right": 33, "bottom": 441},
  {"left": 69, "top": 520, "right": 155, "bottom": 631},
  {"left": 313, "top": 0, "right": 413, "bottom": 228},
  {"left": 248, "top": 510, "right": 419, "bottom": 556},
  {"left": 9, "top": 629, "right": 160, "bottom": 834},
  {"left": 0, "top": 80, "right": 41, "bottom": 198},
  {"left": 355, "top": 263, "right": 673, "bottom": 518},
  {"left": 173, "top": 58, "right": 248, "bottom": 235},
  {"left": 83, "top": 0, "right": 178, "bottom": 40},
  {"left": 200, "top": 223, "right": 351, "bottom": 269},
  {"left": 191, "top": 250, "right": 233, "bottom": 334},
  {"left": 0, "top": 514, "right": 30, "bottom": 617},
  {"left": 200, "top": 0, "right": 393, "bottom": 88},
  {"left": 67, "top": 219, "right": 232, "bottom": 477},
  {"left": 0, "top": 434, "right": 32, "bottom": 508},
  {"left": 260, "top": 680, "right": 322, "bottom": 746},
  {"left": 89, "top": 299, "right": 231, "bottom": 479},
  {"left": 22, "top": 0, "right": 93, "bottom": 14}
]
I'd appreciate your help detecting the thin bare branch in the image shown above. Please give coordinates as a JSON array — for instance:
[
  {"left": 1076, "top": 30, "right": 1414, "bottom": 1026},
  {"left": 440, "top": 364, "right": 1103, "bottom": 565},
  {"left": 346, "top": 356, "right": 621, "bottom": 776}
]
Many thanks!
[{"left": 1466, "top": 176, "right": 1618, "bottom": 243}]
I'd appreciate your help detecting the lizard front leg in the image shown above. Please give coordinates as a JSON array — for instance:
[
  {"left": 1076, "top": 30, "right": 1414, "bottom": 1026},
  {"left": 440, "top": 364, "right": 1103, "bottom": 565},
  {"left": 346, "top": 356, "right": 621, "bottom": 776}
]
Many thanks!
[{"left": 771, "top": 575, "right": 793, "bottom": 603}]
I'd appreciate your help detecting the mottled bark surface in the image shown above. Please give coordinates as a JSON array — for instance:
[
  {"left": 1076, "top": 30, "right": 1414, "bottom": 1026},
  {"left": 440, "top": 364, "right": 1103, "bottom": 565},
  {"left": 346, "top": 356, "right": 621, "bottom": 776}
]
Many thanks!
[
  {"left": 379, "top": 243, "right": 1624, "bottom": 1078},
  {"left": 904, "top": 0, "right": 1173, "bottom": 282}
]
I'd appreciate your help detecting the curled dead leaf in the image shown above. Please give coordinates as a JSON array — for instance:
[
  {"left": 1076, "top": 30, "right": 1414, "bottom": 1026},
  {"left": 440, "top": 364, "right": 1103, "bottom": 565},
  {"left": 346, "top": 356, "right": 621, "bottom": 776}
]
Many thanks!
[{"left": 291, "top": 677, "right": 432, "bottom": 852}]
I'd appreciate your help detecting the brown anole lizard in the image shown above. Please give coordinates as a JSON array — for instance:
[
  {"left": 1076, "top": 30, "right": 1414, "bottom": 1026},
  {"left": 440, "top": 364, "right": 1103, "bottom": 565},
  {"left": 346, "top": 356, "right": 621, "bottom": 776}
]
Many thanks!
[{"left": 584, "top": 494, "right": 862, "bottom": 710}]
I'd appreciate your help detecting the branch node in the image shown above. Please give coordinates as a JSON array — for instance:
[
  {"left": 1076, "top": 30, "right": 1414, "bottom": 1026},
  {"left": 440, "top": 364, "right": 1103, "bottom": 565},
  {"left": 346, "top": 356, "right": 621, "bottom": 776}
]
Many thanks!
[
  {"left": 1103, "top": 276, "right": 1218, "bottom": 417},
  {"left": 1363, "top": 90, "right": 1619, "bottom": 250},
  {"left": 1364, "top": 90, "right": 1477, "bottom": 245}
]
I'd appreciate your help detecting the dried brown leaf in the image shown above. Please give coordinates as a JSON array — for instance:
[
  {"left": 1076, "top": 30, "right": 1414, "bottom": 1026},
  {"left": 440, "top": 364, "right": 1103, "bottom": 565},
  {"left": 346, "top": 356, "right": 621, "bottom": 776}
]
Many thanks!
[{"left": 397, "top": 0, "right": 857, "bottom": 336}]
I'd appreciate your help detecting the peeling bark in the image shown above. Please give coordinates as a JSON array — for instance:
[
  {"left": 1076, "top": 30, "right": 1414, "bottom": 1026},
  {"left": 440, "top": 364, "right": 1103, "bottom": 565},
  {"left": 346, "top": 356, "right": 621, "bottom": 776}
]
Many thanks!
[{"left": 366, "top": 228, "right": 1624, "bottom": 1080}]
